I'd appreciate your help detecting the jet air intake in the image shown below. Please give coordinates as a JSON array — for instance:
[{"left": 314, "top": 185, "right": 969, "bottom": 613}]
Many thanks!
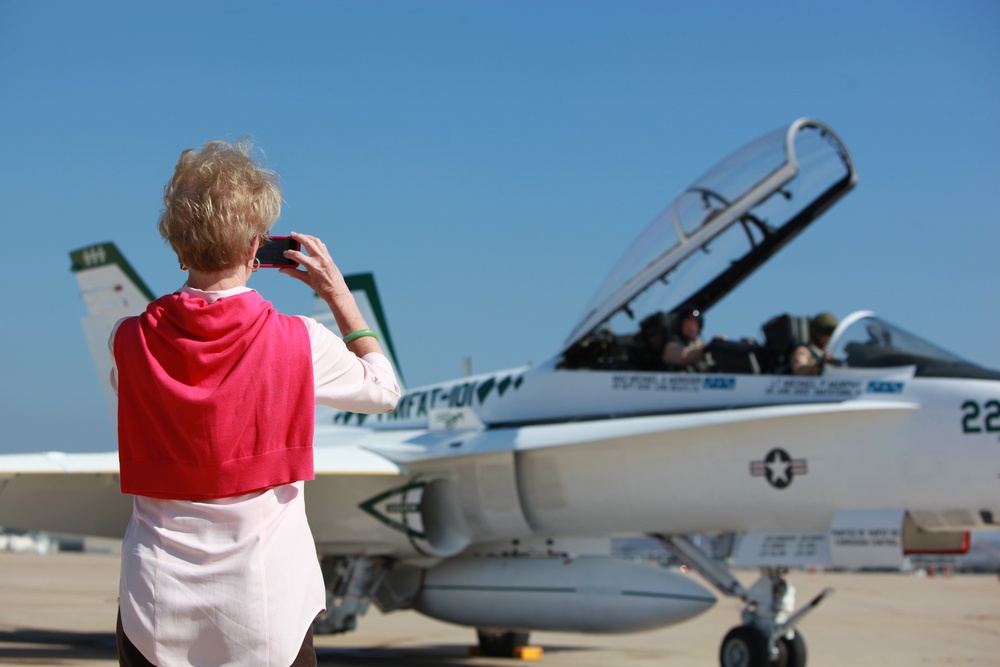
[{"left": 358, "top": 477, "right": 472, "bottom": 559}]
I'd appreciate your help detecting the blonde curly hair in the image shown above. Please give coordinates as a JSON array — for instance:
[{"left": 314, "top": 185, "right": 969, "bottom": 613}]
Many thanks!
[{"left": 158, "top": 138, "right": 282, "bottom": 272}]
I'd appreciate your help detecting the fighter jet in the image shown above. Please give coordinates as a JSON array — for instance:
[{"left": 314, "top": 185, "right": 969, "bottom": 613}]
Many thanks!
[{"left": 2, "top": 118, "right": 998, "bottom": 667}]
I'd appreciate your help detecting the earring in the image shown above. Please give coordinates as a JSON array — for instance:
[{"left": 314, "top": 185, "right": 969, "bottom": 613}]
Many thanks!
[{"left": 251, "top": 257, "right": 260, "bottom": 273}]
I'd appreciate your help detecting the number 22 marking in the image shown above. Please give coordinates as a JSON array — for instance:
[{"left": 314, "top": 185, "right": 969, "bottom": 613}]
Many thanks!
[{"left": 963, "top": 400, "right": 1000, "bottom": 434}]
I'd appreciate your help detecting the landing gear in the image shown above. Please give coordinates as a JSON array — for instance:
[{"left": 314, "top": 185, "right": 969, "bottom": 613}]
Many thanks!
[
  {"left": 476, "top": 629, "right": 530, "bottom": 658},
  {"left": 653, "top": 535, "right": 830, "bottom": 667},
  {"left": 313, "top": 556, "right": 391, "bottom": 634},
  {"left": 777, "top": 631, "right": 807, "bottom": 667},
  {"left": 720, "top": 625, "right": 768, "bottom": 667},
  {"left": 719, "top": 625, "right": 806, "bottom": 667}
]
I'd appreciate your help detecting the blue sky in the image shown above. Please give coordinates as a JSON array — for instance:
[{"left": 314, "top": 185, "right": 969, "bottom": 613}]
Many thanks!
[{"left": 2, "top": 1, "right": 998, "bottom": 452}]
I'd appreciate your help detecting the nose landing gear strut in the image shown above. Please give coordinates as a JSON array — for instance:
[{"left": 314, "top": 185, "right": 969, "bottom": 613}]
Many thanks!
[{"left": 652, "top": 534, "right": 833, "bottom": 667}]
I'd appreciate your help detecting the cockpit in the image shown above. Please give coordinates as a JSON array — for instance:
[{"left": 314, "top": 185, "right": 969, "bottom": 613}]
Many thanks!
[
  {"left": 559, "top": 118, "right": 855, "bottom": 373},
  {"left": 557, "top": 119, "right": 1000, "bottom": 381},
  {"left": 560, "top": 308, "right": 1000, "bottom": 381}
]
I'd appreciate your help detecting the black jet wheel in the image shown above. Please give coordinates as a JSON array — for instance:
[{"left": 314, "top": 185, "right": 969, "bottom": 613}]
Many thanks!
[
  {"left": 776, "top": 631, "right": 807, "bottom": 667},
  {"left": 476, "top": 629, "right": 529, "bottom": 658},
  {"left": 719, "top": 625, "right": 770, "bottom": 667}
]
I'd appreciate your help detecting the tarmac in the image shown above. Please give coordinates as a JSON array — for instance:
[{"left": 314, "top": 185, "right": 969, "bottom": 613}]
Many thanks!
[{"left": 0, "top": 550, "right": 997, "bottom": 666}]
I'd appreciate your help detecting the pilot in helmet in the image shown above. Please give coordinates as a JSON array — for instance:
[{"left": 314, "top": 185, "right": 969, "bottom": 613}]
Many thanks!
[
  {"left": 791, "top": 312, "right": 838, "bottom": 375},
  {"left": 662, "top": 304, "right": 713, "bottom": 372}
]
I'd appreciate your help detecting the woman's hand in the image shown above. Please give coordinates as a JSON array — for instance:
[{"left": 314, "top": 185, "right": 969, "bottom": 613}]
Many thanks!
[{"left": 279, "top": 232, "right": 349, "bottom": 302}]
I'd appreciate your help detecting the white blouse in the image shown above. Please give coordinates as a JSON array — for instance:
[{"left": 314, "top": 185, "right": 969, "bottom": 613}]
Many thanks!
[{"left": 114, "top": 285, "right": 400, "bottom": 666}]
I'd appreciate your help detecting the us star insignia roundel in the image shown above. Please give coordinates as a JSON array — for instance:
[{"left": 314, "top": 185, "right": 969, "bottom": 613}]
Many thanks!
[{"left": 750, "top": 448, "right": 808, "bottom": 489}]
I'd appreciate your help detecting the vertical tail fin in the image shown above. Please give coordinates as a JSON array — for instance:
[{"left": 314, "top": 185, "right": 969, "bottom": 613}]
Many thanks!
[
  {"left": 70, "top": 243, "right": 154, "bottom": 426},
  {"left": 310, "top": 272, "right": 405, "bottom": 390}
]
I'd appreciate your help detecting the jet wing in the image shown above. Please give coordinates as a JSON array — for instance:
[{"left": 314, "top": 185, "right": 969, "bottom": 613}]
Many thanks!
[
  {"left": 0, "top": 443, "right": 403, "bottom": 539},
  {"left": 0, "top": 452, "right": 128, "bottom": 538}
]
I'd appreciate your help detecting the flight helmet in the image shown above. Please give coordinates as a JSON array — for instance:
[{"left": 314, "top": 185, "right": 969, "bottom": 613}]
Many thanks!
[{"left": 810, "top": 312, "right": 838, "bottom": 340}]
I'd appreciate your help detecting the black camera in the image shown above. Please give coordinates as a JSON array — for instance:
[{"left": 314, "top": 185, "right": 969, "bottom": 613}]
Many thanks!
[{"left": 255, "top": 236, "right": 300, "bottom": 267}]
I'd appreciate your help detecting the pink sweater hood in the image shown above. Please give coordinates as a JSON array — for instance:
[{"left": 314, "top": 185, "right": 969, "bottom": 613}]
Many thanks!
[{"left": 114, "top": 290, "right": 315, "bottom": 500}]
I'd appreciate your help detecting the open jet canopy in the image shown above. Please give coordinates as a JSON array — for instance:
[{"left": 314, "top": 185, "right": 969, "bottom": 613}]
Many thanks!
[{"left": 562, "top": 118, "right": 856, "bottom": 360}]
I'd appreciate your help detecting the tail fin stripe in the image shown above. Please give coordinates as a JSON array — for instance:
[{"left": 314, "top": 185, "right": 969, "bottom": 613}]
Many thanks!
[{"left": 70, "top": 243, "right": 156, "bottom": 302}]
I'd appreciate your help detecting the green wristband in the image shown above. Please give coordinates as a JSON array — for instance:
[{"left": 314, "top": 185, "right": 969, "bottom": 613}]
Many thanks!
[{"left": 342, "top": 328, "right": 379, "bottom": 344}]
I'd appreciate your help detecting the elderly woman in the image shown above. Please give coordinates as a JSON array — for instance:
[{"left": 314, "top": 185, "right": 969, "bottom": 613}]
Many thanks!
[{"left": 111, "top": 139, "right": 400, "bottom": 667}]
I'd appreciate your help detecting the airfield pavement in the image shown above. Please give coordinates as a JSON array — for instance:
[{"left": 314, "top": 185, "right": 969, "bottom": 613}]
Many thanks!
[{"left": 0, "top": 550, "right": 996, "bottom": 666}]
